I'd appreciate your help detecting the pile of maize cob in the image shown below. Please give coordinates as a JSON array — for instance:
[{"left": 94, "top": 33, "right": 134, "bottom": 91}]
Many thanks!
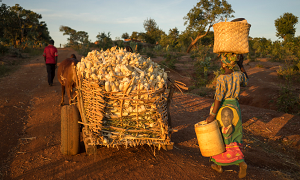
[{"left": 76, "top": 46, "right": 168, "bottom": 93}]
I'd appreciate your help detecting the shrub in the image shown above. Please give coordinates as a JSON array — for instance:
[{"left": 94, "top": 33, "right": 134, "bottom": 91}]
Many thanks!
[
  {"left": 255, "top": 63, "right": 264, "bottom": 68},
  {"left": 277, "top": 66, "right": 298, "bottom": 80},
  {"left": 277, "top": 84, "right": 300, "bottom": 114},
  {"left": 115, "top": 40, "right": 125, "bottom": 48},
  {"left": 161, "top": 53, "right": 177, "bottom": 69},
  {"left": 77, "top": 42, "right": 90, "bottom": 56},
  {"left": 154, "top": 45, "right": 162, "bottom": 52},
  {"left": 146, "top": 52, "right": 155, "bottom": 58},
  {"left": 22, "top": 48, "right": 44, "bottom": 56},
  {"left": 129, "top": 42, "right": 143, "bottom": 53},
  {"left": 0, "top": 44, "right": 9, "bottom": 55},
  {"left": 9, "top": 48, "right": 23, "bottom": 58},
  {"left": 0, "top": 63, "right": 10, "bottom": 77}
]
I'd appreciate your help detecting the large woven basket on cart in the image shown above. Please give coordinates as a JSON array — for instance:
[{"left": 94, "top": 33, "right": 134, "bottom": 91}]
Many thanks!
[
  {"left": 213, "top": 20, "right": 251, "bottom": 54},
  {"left": 75, "top": 71, "right": 186, "bottom": 150}
]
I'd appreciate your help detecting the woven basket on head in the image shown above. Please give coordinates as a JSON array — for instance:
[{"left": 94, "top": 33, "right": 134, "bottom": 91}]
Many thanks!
[{"left": 213, "top": 21, "right": 251, "bottom": 54}]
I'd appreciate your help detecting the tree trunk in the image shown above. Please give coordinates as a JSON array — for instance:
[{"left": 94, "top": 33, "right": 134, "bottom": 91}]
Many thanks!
[{"left": 186, "top": 25, "right": 213, "bottom": 53}]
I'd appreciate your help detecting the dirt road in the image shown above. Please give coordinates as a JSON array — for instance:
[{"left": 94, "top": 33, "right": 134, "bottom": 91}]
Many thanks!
[{"left": 0, "top": 48, "right": 299, "bottom": 179}]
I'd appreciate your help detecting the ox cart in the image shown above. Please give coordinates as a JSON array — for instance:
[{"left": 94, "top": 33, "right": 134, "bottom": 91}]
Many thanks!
[{"left": 60, "top": 66, "right": 186, "bottom": 155}]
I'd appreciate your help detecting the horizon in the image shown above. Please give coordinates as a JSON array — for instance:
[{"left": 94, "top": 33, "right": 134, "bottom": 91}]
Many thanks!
[{"left": 2, "top": 0, "right": 300, "bottom": 47}]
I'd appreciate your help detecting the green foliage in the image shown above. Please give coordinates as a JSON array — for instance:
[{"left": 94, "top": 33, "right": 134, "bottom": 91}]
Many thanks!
[
  {"left": 276, "top": 84, "right": 300, "bottom": 114},
  {"left": 199, "top": 31, "right": 214, "bottom": 46},
  {"left": 143, "top": 18, "right": 165, "bottom": 44},
  {"left": 115, "top": 40, "right": 125, "bottom": 48},
  {"left": 183, "top": 0, "right": 234, "bottom": 32},
  {"left": 129, "top": 42, "right": 143, "bottom": 53},
  {"left": 22, "top": 47, "right": 44, "bottom": 56},
  {"left": 121, "top": 32, "right": 129, "bottom": 39},
  {"left": 159, "top": 27, "right": 180, "bottom": 50},
  {"left": 246, "top": 53, "right": 256, "bottom": 62},
  {"left": 183, "top": 0, "right": 234, "bottom": 53},
  {"left": 9, "top": 48, "right": 23, "bottom": 58},
  {"left": 0, "top": 44, "right": 9, "bottom": 55},
  {"left": 248, "top": 36, "right": 300, "bottom": 66},
  {"left": 191, "top": 44, "right": 218, "bottom": 87},
  {"left": 251, "top": 38, "right": 272, "bottom": 58},
  {"left": 195, "top": 56, "right": 211, "bottom": 86},
  {"left": 275, "top": 12, "right": 298, "bottom": 40},
  {"left": 277, "top": 65, "right": 299, "bottom": 80},
  {"left": 96, "top": 32, "right": 113, "bottom": 51},
  {"left": 137, "top": 32, "right": 146, "bottom": 42},
  {"left": 153, "top": 45, "right": 162, "bottom": 52},
  {"left": 176, "top": 30, "right": 193, "bottom": 52},
  {"left": 77, "top": 42, "right": 90, "bottom": 56},
  {"left": 60, "top": 26, "right": 89, "bottom": 46},
  {"left": 146, "top": 52, "right": 155, "bottom": 58},
  {"left": 0, "top": 3, "right": 51, "bottom": 48},
  {"left": 0, "top": 62, "right": 10, "bottom": 77},
  {"left": 130, "top": 31, "right": 139, "bottom": 40},
  {"left": 270, "top": 41, "right": 285, "bottom": 61},
  {"left": 255, "top": 63, "right": 264, "bottom": 68},
  {"left": 160, "top": 53, "right": 178, "bottom": 69}
]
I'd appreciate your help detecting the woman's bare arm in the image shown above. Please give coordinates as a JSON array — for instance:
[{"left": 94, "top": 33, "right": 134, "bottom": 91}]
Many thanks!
[{"left": 206, "top": 99, "right": 221, "bottom": 123}]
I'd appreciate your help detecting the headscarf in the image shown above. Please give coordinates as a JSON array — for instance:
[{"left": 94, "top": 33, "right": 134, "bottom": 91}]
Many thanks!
[{"left": 220, "top": 53, "right": 237, "bottom": 70}]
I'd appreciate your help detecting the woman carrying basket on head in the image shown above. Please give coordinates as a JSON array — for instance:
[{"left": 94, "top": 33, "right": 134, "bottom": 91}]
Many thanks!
[{"left": 205, "top": 18, "right": 250, "bottom": 179}]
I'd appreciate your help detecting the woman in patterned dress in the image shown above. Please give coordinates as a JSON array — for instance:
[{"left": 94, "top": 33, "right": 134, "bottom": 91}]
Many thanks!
[{"left": 206, "top": 53, "right": 248, "bottom": 179}]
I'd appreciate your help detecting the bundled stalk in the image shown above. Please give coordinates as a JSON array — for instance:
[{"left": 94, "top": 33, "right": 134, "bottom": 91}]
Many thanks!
[{"left": 76, "top": 47, "right": 173, "bottom": 148}]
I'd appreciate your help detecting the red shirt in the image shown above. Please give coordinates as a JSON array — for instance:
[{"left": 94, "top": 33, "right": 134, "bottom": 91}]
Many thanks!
[{"left": 43, "top": 45, "right": 58, "bottom": 64}]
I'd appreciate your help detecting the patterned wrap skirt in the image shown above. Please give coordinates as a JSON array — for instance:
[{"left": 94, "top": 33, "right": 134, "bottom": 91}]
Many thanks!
[{"left": 210, "top": 98, "right": 244, "bottom": 166}]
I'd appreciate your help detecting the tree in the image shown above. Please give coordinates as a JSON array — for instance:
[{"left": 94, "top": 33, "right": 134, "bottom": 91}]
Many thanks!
[
  {"left": 130, "top": 31, "right": 139, "bottom": 40},
  {"left": 143, "top": 18, "right": 165, "bottom": 44},
  {"left": 184, "top": 0, "right": 234, "bottom": 53},
  {"left": 76, "top": 31, "right": 89, "bottom": 44},
  {"left": 0, "top": 4, "right": 16, "bottom": 44},
  {"left": 96, "top": 32, "right": 113, "bottom": 50},
  {"left": 0, "top": 3, "right": 51, "bottom": 48},
  {"left": 159, "top": 27, "right": 179, "bottom": 48},
  {"left": 29, "top": 21, "right": 51, "bottom": 47},
  {"left": 137, "top": 32, "right": 146, "bottom": 42},
  {"left": 59, "top": 26, "right": 89, "bottom": 45},
  {"left": 59, "top": 26, "right": 77, "bottom": 45},
  {"left": 10, "top": 4, "right": 48, "bottom": 48},
  {"left": 252, "top": 37, "right": 272, "bottom": 58},
  {"left": 121, "top": 32, "right": 129, "bottom": 39},
  {"left": 275, "top": 12, "right": 298, "bottom": 40}
]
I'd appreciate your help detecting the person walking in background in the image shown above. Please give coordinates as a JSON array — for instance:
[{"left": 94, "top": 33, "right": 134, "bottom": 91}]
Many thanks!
[
  {"left": 43, "top": 40, "right": 58, "bottom": 86},
  {"left": 205, "top": 53, "right": 248, "bottom": 179}
]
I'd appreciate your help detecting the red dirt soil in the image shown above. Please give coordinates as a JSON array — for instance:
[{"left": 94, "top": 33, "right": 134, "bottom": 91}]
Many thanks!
[{"left": 0, "top": 48, "right": 299, "bottom": 180}]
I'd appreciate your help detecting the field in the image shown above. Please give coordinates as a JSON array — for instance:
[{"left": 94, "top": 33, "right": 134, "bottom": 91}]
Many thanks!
[{"left": 0, "top": 48, "right": 299, "bottom": 179}]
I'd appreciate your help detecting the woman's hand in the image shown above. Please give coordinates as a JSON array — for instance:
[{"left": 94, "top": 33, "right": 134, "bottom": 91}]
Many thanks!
[{"left": 205, "top": 114, "right": 215, "bottom": 123}]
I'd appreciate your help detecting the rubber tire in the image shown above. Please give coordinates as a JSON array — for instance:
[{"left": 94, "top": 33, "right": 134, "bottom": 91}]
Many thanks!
[{"left": 61, "top": 105, "right": 80, "bottom": 155}]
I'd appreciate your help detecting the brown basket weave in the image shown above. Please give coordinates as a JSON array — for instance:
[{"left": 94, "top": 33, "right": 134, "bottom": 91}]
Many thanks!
[
  {"left": 75, "top": 72, "right": 174, "bottom": 148},
  {"left": 213, "top": 21, "right": 251, "bottom": 54}
]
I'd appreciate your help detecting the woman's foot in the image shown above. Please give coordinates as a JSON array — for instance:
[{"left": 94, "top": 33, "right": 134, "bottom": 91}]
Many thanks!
[
  {"left": 211, "top": 164, "right": 223, "bottom": 173},
  {"left": 238, "top": 161, "right": 247, "bottom": 178}
]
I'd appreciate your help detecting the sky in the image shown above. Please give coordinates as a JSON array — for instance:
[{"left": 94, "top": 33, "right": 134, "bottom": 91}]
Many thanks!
[{"left": 2, "top": 0, "right": 300, "bottom": 47}]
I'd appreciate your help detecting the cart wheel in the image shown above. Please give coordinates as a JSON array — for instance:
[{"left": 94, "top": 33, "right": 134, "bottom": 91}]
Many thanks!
[{"left": 61, "top": 105, "right": 80, "bottom": 155}]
